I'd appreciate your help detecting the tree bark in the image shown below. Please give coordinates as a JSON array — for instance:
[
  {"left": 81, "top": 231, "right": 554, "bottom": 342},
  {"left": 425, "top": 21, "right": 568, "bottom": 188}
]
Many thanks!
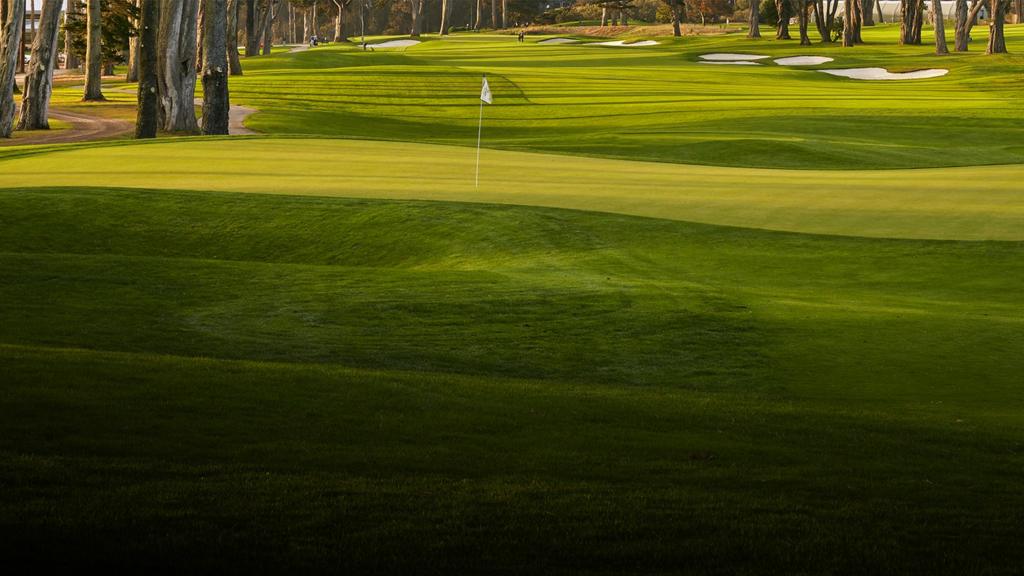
[
  {"left": 260, "top": 0, "right": 274, "bottom": 55},
  {"left": 0, "top": 0, "right": 26, "bottom": 137},
  {"left": 245, "top": 0, "right": 258, "bottom": 55},
  {"left": 502, "top": 0, "right": 507, "bottom": 28},
  {"left": 440, "top": 0, "right": 451, "bottom": 34},
  {"left": 84, "top": 0, "right": 105, "bottom": 100},
  {"left": 18, "top": 0, "right": 62, "bottom": 129},
  {"left": 932, "top": 0, "right": 949, "bottom": 53},
  {"left": 63, "top": 4, "right": 81, "bottom": 69},
  {"left": 136, "top": 0, "right": 160, "bottom": 138},
  {"left": 410, "top": 0, "right": 423, "bottom": 36},
  {"left": 491, "top": 0, "right": 497, "bottom": 28},
  {"left": 794, "top": 0, "right": 813, "bottom": 43},
  {"left": 986, "top": 0, "right": 1007, "bottom": 53},
  {"left": 749, "top": 0, "right": 762, "bottom": 37},
  {"left": 475, "top": 0, "right": 482, "bottom": 30},
  {"left": 863, "top": 0, "right": 875, "bottom": 24},
  {"left": 202, "top": 0, "right": 229, "bottom": 135},
  {"left": 670, "top": 0, "right": 684, "bottom": 36},
  {"left": 227, "top": 0, "right": 243, "bottom": 74},
  {"left": 158, "top": 0, "right": 201, "bottom": 133},
  {"left": 333, "top": 0, "right": 347, "bottom": 41},
  {"left": 776, "top": 0, "right": 792, "bottom": 38},
  {"left": 127, "top": 1, "right": 141, "bottom": 82},
  {"left": 900, "top": 0, "right": 924, "bottom": 44}
]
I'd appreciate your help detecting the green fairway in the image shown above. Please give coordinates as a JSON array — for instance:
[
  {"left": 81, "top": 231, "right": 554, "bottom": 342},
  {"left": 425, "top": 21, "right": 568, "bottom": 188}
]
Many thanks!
[
  {"left": 3, "top": 138, "right": 1023, "bottom": 240},
  {"left": 223, "top": 24, "right": 1024, "bottom": 169},
  {"left": 1, "top": 20, "right": 1023, "bottom": 574},
  {"left": 1, "top": 187, "right": 1022, "bottom": 572}
]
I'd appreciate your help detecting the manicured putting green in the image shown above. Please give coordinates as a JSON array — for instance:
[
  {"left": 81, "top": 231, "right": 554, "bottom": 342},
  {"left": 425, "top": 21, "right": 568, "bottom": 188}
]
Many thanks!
[{"left": 4, "top": 137, "right": 1022, "bottom": 240}]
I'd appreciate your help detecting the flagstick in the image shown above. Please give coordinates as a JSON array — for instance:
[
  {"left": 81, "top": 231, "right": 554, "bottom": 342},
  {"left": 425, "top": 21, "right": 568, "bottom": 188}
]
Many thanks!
[{"left": 475, "top": 96, "right": 484, "bottom": 188}]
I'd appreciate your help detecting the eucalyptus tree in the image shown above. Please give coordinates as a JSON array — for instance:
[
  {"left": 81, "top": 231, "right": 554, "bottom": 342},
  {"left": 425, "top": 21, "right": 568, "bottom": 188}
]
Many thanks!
[
  {"left": 775, "top": 0, "right": 791, "bottom": 38},
  {"left": 932, "top": 0, "right": 948, "bottom": 54},
  {"left": 954, "top": 0, "right": 985, "bottom": 51},
  {"left": 333, "top": 0, "right": 352, "bottom": 40},
  {"left": 812, "top": 0, "right": 840, "bottom": 42},
  {"left": 410, "top": 0, "right": 424, "bottom": 35},
  {"left": 202, "top": 0, "right": 230, "bottom": 135},
  {"left": 136, "top": 0, "right": 159, "bottom": 138},
  {"left": 18, "top": 0, "right": 63, "bottom": 129},
  {"left": 84, "top": 0, "right": 105, "bottom": 100},
  {"left": 748, "top": 0, "right": 761, "bottom": 38},
  {"left": 0, "top": 0, "right": 25, "bottom": 138},
  {"left": 227, "top": 0, "right": 243, "bottom": 73},
  {"left": 664, "top": 0, "right": 684, "bottom": 36},
  {"left": 159, "top": 0, "right": 201, "bottom": 133},
  {"left": 793, "top": 0, "right": 812, "bottom": 44},
  {"left": 899, "top": 0, "right": 923, "bottom": 44},
  {"left": 986, "top": 0, "right": 1009, "bottom": 54},
  {"left": 440, "top": 0, "right": 451, "bottom": 34}
]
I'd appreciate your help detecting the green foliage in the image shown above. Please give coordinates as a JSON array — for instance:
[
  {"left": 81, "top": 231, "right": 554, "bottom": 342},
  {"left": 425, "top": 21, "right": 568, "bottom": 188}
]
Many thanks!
[{"left": 64, "top": 0, "right": 139, "bottom": 66}]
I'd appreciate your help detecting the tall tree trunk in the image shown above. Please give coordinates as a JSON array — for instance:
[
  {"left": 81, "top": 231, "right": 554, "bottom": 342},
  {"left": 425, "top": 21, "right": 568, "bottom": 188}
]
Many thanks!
[
  {"left": 0, "top": 0, "right": 26, "bottom": 137},
  {"left": 475, "top": 0, "right": 482, "bottom": 30},
  {"left": 64, "top": 3, "right": 81, "bottom": 69},
  {"left": 127, "top": 1, "right": 141, "bottom": 83},
  {"left": 749, "top": 0, "right": 762, "bottom": 37},
  {"left": 954, "top": 0, "right": 968, "bottom": 49},
  {"left": 410, "top": 0, "right": 422, "bottom": 36},
  {"left": 18, "top": 0, "right": 62, "bottom": 129},
  {"left": 876, "top": 0, "right": 884, "bottom": 21},
  {"left": 900, "top": 0, "right": 924, "bottom": 44},
  {"left": 197, "top": 1, "right": 205, "bottom": 73},
  {"left": 863, "top": 0, "right": 875, "bottom": 24},
  {"left": 245, "top": 0, "right": 258, "bottom": 55},
  {"left": 260, "top": 0, "right": 273, "bottom": 55},
  {"left": 932, "top": 0, "right": 949, "bottom": 53},
  {"left": 17, "top": 8, "right": 25, "bottom": 74},
  {"left": 986, "top": 0, "right": 1007, "bottom": 53},
  {"left": 333, "top": 0, "right": 346, "bottom": 41},
  {"left": 671, "top": 0, "right": 684, "bottom": 36},
  {"left": 83, "top": 0, "right": 105, "bottom": 100},
  {"left": 621, "top": 9, "right": 629, "bottom": 25},
  {"left": 852, "top": 0, "right": 863, "bottom": 42},
  {"left": 795, "top": 0, "right": 812, "bottom": 43},
  {"left": 491, "top": 0, "right": 497, "bottom": 28},
  {"left": 776, "top": 0, "right": 792, "bottom": 38},
  {"left": 501, "top": 0, "right": 507, "bottom": 28},
  {"left": 440, "top": 0, "right": 450, "bottom": 34},
  {"left": 227, "top": 0, "right": 243, "bottom": 74},
  {"left": 202, "top": 0, "right": 229, "bottom": 135},
  {"left": 158, "top": 0, "right": 201, "bottom": 133},
  {"left": 136, "top": 0, "right": 160, "bottom": 138}
]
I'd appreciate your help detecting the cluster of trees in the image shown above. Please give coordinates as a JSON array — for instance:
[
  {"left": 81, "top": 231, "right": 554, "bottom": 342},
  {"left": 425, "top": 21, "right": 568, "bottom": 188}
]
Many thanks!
[{"left": 746, "top": 0, "right": 1010, "bottom": 53}]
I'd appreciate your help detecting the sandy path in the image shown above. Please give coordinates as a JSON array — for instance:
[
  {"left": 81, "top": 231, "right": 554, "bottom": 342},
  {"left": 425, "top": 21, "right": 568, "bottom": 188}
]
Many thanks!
[{"left": 0, "top": 108, "right": 133, "bottom": 146}]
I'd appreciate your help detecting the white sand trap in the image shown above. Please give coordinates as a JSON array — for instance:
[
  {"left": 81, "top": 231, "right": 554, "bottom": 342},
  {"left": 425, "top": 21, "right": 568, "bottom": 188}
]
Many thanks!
[
  {"left": 593, "top": 40, "right": 659, "bottom": 47},
  {"left": 698, "top": 61, "right": 762, "bottom": 65},
  {"left": 700, "top": 53, "right": 770, "bottom": 61},
  {"left": 820, "top": 67, "right": 948, "bottom": 80},
  {"left": 368, "top": 39, "right": 421, "bottom": 49},
  {"left": 774, "top": 56, "right": 834, "bottom": 66},
  {"left": 538, "top": 38, "right": 580, "bottom": 45}
]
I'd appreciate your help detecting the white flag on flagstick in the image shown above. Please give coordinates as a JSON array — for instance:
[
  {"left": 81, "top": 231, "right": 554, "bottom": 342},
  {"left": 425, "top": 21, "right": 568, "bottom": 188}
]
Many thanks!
[{"left": 480, "top": 76, "right": 493, "bottom": 104}]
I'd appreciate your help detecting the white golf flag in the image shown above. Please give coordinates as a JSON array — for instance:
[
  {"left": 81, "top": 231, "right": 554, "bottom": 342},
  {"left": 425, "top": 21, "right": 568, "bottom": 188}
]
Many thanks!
[{"left": 480, "top": 76, "right": 492, "bottom": 104}]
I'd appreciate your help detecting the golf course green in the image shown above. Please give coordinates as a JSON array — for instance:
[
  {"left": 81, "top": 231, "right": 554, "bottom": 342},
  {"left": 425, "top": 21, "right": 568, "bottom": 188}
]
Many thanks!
[{"left": 1, "top": 22, "right": 1023, "bottom": 574}]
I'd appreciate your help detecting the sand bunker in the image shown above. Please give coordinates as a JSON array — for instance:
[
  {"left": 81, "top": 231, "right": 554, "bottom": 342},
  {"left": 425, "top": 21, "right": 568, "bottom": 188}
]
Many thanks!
[
  {"left": 368, "top": 39, "right": 421, "bottom": 49},
  {"left": 774, "top": 56, "right": 834, "bottom": 66},
  {"left": 698, "top": 61, "right": 762, "bottom": 66},
  {"left": 819, "top": 67, "right": 948, "bottom": 80},
  {"left": 700, "top": 53, "right": 770, "bottom": 61},
  {"left": 594, "top": 40, "right": 659, "bottom": 47},
  {"left": 538, "top": 38, "right": 580, "bottom": 45}
]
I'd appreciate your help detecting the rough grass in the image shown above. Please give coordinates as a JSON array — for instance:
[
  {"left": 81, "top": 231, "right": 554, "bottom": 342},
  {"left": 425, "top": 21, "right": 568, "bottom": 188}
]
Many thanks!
[{"left": 0, "top": 188, "right": 1022, "bottom": 572}]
